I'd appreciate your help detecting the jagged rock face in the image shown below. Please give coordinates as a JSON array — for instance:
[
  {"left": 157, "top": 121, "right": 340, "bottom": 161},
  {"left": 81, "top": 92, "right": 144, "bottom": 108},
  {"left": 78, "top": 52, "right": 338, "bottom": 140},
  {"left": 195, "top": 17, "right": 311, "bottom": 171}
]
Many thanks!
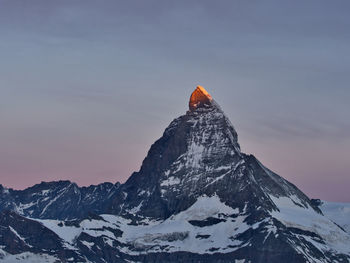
[
  {"left": 109, "top": 87, "right": 319, "bottom": 221},
  {"left": 0, "top": 181, "right": 120, "bottom": 220},
  {"left": 109, "top": 97, "right": 243, "bottom": 218}
]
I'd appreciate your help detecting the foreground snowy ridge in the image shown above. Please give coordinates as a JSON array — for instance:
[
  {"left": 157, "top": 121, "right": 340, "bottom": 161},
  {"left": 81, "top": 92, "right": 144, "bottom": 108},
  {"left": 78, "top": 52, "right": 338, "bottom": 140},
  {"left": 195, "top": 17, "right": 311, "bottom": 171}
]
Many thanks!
[
  {"left": 0, "top": 195, "right": 346, "bottom": 263},
  {"left": 22, "top": 195, "right": 348, "bottom": 261}
]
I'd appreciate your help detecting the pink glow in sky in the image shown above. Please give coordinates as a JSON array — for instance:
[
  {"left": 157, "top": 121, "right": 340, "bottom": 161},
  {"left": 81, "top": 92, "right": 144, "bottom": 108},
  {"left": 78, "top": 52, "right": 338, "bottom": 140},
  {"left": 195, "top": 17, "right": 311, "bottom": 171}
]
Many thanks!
[{"left": 1, "top": 0, "right": 350, "bottom": 202}]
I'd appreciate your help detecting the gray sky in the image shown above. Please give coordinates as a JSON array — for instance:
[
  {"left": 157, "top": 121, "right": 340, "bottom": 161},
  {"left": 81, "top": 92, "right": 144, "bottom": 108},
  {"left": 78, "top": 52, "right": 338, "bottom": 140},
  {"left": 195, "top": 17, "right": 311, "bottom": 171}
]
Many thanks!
[{"left": 0, "top": 0, "right": 349, "bottom": 201}]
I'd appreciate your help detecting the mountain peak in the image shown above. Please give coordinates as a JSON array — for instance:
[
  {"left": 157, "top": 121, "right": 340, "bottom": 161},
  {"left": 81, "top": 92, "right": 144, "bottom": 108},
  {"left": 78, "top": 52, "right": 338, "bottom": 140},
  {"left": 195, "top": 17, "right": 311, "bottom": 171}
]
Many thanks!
[{"left": 189, "top": 85, "right": 213, "bottom": 111}]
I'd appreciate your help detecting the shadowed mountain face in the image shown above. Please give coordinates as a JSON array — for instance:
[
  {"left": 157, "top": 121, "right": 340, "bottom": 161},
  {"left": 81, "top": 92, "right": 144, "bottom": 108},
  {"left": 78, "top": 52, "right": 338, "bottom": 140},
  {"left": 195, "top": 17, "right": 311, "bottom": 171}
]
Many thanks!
[{"left": 0, "top": 86, "right": 349, "bottom": 263}]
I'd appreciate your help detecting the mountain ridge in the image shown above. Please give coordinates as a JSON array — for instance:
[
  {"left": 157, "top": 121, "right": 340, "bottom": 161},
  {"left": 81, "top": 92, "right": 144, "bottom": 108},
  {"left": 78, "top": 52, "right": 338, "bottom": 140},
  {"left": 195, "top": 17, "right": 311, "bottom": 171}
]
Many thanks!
[
  {"left": 0, "top": 86, "right": 349, "bottom": 262},
  {"left": 0, "top": 180, "right": 120, "bottom": 220}
]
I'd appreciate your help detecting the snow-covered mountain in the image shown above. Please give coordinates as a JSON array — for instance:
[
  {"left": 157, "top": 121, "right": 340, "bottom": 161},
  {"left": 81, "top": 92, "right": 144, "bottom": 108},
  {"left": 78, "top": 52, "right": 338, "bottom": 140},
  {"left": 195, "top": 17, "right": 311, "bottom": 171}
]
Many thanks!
[
  {"left": 0, "top": 86, "right": 349, "bottom": 262},
  {"left": 0, "top": 181, "right": 120, "bottom": 220},
  {"left": 312, "top": 199, "right": 350, "bottom": 233}
]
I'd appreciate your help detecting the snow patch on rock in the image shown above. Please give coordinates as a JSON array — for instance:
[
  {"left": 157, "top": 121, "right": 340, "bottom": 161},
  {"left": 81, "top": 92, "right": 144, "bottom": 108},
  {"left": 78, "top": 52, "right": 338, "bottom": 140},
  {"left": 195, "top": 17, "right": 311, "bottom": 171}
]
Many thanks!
[{"left": 0, "top": 252, "right": 59, "bottom": 263}]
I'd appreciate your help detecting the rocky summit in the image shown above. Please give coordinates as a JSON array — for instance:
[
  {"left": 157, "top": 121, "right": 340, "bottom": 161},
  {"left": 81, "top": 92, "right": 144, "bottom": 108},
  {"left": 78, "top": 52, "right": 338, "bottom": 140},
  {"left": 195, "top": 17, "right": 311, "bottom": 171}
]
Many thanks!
[{"left": 0, "top": 86, "right": 349, "bottom": 263}]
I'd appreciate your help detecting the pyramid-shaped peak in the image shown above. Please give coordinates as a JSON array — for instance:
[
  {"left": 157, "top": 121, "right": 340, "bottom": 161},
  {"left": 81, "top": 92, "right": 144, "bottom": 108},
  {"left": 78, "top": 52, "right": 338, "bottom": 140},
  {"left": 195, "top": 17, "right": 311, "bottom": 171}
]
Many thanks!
[{"left": 189, "top": 85, "right": 213, "bottom": 111}]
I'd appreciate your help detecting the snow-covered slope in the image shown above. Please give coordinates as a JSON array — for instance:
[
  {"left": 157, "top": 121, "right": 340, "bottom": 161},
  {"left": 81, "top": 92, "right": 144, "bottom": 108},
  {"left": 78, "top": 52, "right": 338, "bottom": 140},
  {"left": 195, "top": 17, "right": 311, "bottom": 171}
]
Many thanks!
[
  {"left": 318, "top": 200, "right": 350, "bottom": 233},
  {"left": 0, "top": 252, "right": 60, "bottom": 263},
  {"left": 270, "top": 196, "right": 350, "bottom": 260},
  {"left": 22, "top": 194, "right": 349, "bottom": 262}
]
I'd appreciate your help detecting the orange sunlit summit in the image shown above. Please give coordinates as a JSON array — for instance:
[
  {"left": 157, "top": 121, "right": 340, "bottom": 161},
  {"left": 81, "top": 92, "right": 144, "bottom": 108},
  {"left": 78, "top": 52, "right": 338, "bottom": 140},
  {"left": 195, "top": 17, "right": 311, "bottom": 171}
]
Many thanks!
[{"left": 189, "top": 85, "right": 213, "bottom": 111}]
